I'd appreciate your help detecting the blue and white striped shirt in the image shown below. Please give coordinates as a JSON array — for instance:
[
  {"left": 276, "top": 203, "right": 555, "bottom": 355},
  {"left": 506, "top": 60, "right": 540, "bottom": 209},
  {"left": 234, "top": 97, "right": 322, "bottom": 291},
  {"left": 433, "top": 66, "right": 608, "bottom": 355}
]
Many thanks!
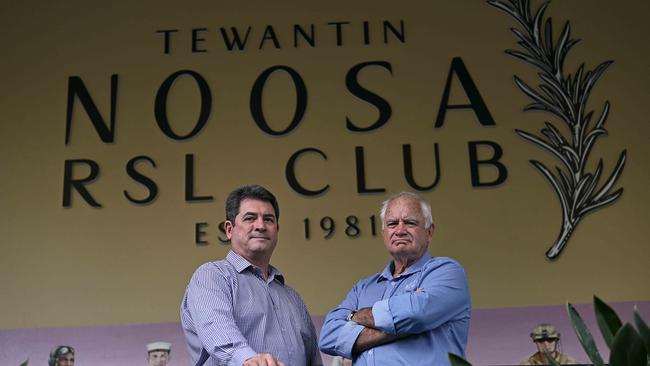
[{"left": 181, "top": 251, "right": 323, "bottom": 366}]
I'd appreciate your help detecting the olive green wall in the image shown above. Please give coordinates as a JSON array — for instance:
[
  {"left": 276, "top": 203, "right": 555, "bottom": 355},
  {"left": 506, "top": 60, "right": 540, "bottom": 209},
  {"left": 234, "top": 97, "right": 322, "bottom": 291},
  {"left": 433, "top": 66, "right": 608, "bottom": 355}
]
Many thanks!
[{"left": 1, "top": 0, "right": 648, "bottom": 329}]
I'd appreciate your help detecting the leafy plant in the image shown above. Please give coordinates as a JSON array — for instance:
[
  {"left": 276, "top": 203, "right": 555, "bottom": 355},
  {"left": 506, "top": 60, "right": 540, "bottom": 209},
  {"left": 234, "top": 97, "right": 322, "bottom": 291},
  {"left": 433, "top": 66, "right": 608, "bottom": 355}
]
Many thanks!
[
  {"left": 569, "top": 296, "right": 650, "bottom": 366},
  {"left": 449, "top": 353, "right": 473, "bottom": 366},
  {"left": 487, "top": 0, "right": 626, "bottom": 260},
  {"left": 448, "top": 296, "right": 650, "bottom": 366},
  {"left": 19, "top": 360, "right": 28, "bottom": 366}
]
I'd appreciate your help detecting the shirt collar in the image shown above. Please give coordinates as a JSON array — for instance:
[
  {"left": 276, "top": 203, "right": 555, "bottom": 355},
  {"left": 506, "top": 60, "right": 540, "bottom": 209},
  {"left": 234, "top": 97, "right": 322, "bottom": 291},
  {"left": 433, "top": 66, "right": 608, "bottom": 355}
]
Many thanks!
[
  {"left": 378, "top": 251, "right": 432, "bottom": 282},
  {"left": 226, "top": 250, "right": 285, "bottom": 284}
]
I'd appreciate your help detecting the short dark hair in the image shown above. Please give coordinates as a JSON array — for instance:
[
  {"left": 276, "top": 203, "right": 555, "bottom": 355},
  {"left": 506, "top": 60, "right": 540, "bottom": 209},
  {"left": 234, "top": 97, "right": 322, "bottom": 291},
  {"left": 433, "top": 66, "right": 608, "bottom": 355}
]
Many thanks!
[{"left": 225, "top": 184, "right": 280, "bottom": 224}]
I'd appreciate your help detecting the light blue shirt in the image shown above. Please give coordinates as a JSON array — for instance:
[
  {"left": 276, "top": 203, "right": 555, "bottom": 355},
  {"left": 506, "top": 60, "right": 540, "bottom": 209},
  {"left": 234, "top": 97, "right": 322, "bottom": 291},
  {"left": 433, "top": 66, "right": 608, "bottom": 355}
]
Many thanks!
[
  {"left": 319, "top": 253, "right": 471, "bottom": 366},
  {"left": 181, "top": 251, "right": 323, "bottom": 366}
]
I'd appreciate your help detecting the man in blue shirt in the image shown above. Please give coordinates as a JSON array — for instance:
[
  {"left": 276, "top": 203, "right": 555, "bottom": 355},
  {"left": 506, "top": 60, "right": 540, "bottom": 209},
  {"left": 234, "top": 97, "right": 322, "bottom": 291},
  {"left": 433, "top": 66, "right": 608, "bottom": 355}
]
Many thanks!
[
  {"left": 181, "top": 185, "right": 323, "bottom": 366},
  {"left": 319, "top": 192, "right": 471, "bottom": 365}
]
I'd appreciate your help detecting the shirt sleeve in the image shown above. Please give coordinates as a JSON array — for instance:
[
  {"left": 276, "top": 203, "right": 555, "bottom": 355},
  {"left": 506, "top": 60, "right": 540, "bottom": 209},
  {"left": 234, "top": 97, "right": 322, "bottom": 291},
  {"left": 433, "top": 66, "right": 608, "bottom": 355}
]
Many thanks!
[
  {"left": 292, "top": 290, "right": 325, "bottom": 366},
  {"left": 372, "top": 259, "right": 470, "bottom": 335},
  {"left": 305, "top": 311, "right": 325, "bottom": 365},
  {"left": 186, "top": 265, "right": 257, "bottom": 366},
  {"left": 306, "top": 318, "right": 325, "bottom": 366},
  {"left": 318, "top": 281, "right": 366, "bottom": 359}
]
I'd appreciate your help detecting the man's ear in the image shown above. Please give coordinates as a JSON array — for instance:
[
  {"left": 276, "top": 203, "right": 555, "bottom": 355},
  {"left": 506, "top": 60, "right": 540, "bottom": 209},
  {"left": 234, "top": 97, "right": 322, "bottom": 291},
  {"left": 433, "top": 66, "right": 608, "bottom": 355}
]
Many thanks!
[{"left": 225, "top": 220, "right": 234, "bottom": 239}]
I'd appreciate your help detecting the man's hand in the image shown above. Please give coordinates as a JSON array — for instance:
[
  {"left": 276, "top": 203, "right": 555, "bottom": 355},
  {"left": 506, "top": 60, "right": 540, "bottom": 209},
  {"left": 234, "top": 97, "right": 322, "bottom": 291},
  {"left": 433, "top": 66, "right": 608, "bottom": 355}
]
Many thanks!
[
  {"left": 350, "top": 307, "right": 375, "bottom": 328},
  {"left": 350, "top": 307, "right": 412, "bottom": 356},
  {"left": 243, "top": 353, "right": 285, "bottom": 366}
]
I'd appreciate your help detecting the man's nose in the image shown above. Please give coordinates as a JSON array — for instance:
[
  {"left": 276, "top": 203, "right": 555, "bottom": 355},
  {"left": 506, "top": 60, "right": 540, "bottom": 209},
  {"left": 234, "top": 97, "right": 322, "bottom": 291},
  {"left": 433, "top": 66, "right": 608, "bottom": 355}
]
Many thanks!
[
  {"left": 394, "top": 221, "right": 408, "bottom": 234},
  {"left": 253, "top": 217, "right": 267, "bottom": 230}
]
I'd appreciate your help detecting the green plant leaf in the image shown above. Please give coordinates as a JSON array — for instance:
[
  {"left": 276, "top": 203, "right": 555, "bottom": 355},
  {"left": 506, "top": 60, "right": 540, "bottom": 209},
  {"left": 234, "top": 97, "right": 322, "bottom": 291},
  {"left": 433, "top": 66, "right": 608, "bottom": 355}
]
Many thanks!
[
  {"left": 19, "top": 359, "right": 29, "bottom": 366},
  {"left": 448, "top": 353, "right": 473, "bottom": 366},
  {"left": 567, "top": 302, "right": 605, "bottom": 366},
  {"left": 542, "top": 350, "right": 562, "bottom": 366},
  {"left": 633, "top": 306, "right": 650, "bottom": 356},
  {"left": 594, "top": 295, "right": 623, "bottom": 349},
  {"left": 609, "top": 323, "right": 646, "bottom": 366}
]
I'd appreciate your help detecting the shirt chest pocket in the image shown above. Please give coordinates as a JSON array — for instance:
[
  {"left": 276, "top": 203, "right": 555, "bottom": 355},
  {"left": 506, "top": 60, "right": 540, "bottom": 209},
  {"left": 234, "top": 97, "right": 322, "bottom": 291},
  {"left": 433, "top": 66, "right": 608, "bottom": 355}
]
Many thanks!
[{"left": 389, "top": 278, "right": 421, "bottom": 299}]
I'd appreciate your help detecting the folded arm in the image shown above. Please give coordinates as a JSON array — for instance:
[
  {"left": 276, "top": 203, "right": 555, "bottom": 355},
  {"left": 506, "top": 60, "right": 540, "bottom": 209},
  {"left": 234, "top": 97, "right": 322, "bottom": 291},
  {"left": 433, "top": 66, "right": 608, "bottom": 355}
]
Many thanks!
[
  {"left": 320, "top": 259, "right": 469, "bottom": 358},
  {"left": 319, "top": 281, "right": 407, "bottom": 359},
  {"left": 372, "top": 259, "right": 470, "bottom": 336}
]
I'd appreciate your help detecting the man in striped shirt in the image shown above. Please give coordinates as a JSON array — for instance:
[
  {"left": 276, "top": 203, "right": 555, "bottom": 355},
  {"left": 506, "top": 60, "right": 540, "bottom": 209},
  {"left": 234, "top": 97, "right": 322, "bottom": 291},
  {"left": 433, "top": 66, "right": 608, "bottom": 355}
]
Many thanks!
[{"left": 181, "top": 184, "right": 323, "bottom": 366}]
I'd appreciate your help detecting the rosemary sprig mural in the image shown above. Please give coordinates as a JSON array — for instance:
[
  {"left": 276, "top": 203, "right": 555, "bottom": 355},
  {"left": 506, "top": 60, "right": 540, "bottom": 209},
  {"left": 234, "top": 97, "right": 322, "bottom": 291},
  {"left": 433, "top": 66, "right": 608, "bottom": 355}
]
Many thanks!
[{"left": 487, "top": 0, "right": 627, "bottom": 260}]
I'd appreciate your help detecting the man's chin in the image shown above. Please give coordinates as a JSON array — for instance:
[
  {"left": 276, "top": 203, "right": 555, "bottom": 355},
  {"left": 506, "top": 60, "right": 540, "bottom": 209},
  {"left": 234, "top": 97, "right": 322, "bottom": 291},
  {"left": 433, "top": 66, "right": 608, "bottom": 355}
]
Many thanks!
[
  {"left": 248, "top": 240, "right": 276, "bottom": 252},
  {"left": 390, "top": 248, "right": 415, "bottom": 256},
  {"left": 390, "top": 243, "right": 412, "bottom": 250}
]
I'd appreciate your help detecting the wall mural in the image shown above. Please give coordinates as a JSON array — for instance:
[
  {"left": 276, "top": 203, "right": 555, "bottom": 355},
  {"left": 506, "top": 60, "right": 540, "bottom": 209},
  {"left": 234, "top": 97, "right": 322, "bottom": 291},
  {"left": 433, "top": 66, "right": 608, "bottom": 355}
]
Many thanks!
[{"left": 488, "top": 0, "right": 627, "bottom": 260}]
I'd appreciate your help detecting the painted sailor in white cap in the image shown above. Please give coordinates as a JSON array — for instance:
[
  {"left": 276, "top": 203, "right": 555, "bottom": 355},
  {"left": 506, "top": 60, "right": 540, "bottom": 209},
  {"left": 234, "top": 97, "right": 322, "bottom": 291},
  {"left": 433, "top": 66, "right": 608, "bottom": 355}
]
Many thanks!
[{"left": 146, "top": 341, "right": 171, "bottom": 366}]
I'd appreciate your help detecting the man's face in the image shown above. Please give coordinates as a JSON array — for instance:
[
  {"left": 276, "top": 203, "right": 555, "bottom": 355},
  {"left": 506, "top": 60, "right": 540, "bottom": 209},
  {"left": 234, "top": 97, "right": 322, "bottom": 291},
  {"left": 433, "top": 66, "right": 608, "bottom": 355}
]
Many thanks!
[
  {"left": 381, "top": 196, "right": 433, "bottom": 261},
  {"left": 535, "top": 338, "right": 558, "bottom": 353},
  {"left": 226, "top": 199, "right": 279, "bottom": 259},
  {"left": 56, "top": 353, "right": 74, "bottom": 366},
  {"left": 147, "top": 351, "right": 170, "bottom": 366}
]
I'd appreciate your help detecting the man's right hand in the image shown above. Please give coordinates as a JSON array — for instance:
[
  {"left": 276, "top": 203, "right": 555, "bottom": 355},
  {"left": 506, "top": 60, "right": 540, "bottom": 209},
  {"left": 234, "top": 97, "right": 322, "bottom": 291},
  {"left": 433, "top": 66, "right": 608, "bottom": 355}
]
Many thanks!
[{"left": 243, "top": 353, "right": 285, "bottom": 366}]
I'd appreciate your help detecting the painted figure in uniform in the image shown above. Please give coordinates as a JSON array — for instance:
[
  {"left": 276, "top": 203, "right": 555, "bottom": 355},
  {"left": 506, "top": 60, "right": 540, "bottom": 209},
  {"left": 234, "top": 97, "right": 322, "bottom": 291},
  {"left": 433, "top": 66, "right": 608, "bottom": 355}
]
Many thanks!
[
  {"left": 520, "top": 324, "right": 577, "bottom": 365},
  {"left": 146, "top": 341, "right": 171, "bottom": 366},
  {"left": 48, "top": 346, "right": 75, "bottom": 366}
]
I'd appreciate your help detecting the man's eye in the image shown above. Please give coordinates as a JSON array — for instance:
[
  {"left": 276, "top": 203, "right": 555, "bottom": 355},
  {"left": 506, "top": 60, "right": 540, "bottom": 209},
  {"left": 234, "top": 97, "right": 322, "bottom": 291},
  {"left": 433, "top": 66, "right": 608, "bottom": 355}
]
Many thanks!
[
  {"left": 386, "top": 222, "right": 397, "bottom": 227},
  {"left": 264, "top": 217, "right": 275, "bottom": 223}
]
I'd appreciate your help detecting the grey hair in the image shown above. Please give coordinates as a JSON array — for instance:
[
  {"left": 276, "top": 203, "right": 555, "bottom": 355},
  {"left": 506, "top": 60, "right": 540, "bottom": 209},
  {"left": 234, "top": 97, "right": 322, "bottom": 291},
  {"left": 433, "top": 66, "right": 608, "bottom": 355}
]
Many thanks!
[{"left": 379, "top": 192, "right": 433, "bottom": 229}]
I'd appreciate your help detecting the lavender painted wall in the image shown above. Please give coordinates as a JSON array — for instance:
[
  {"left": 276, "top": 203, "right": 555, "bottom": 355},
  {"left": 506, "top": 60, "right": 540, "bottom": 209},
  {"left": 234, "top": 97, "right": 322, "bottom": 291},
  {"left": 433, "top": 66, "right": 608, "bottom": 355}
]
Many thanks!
[
  {"left": 0, "top": 323, "right": 189, "bottom": 366},
  {"left": 1, "top": 301, "right": 647, "bottom": 366},
  {"left": 464, "top": 301, "right": 650, "bottom": 365}
]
